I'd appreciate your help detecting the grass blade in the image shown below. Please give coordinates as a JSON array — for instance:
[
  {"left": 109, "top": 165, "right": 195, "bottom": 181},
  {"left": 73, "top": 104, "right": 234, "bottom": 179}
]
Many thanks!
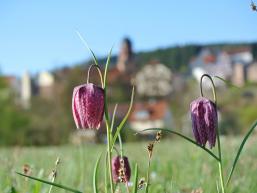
[
  {"left": 140, "top": 128, "right": 219, "bottom": 161},
  {"left": 93, "top": 153, "right": 102, "bottom": 193},
  {"left": 76, "top": 30, "right": 98, "bottom": 66},
  {"left": 104, "top": 152, "right": 109, "bottom": 193},
  {"left": 104, "top": 46, "right": 114, "bottom": 88},
  {"left": 16, "top": 172, "right": 82, "bottom": 193},
  {"left": 111, "top": 104, "right": 118, "bottom": 132},
  {"left": 111, "top": 87, "right": 135, "bottom": 151},
  {"left": 132, "top": 164, "right": 138, "bottom": 193},
  {"left": 103, "top": 46, "right": 114, "bottom": 127},
  {"left": 214, "top": 76, "right": 240, "bottom": 89},
  {"left": 216, "top": 180, "right": 220, "bottom": 193},
  {"left": 226, "top": 120, "right": 257, "bottom": 186}
]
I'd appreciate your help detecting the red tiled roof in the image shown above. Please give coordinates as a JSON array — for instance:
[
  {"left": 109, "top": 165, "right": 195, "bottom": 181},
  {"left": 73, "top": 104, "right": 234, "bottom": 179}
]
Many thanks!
[
  {"left": 203, "top": 55, "right": 216, "bottom": 64},
  {"left": 130, "top": 100, "right": 169, "bottom": 121},
  {"left": 108, "top": 100, "right": 169, "bottom": 123}
]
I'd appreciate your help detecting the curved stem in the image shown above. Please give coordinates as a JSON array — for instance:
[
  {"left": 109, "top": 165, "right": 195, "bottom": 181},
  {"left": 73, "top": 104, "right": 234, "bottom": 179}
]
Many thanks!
[
  {"left": 87, "top": 64, "right": 104, "bottom": 88},
  {"left": 200, "top": 74, "right": 217, "bottom": 104}
]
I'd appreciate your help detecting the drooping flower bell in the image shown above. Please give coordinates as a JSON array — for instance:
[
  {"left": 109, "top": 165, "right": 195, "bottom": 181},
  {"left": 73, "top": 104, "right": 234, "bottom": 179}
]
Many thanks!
[
  {"left": 112, "top": 156, "right": 131, "bottom": 183},
  {"left": 190, "top": 97, "right": 217, "bottom": 148},
  {"left": 72, "top": 65, "right": 104, "bottom": 129},
  {"left": 190, "top": 74, "right": 218, "bottom": 149}
]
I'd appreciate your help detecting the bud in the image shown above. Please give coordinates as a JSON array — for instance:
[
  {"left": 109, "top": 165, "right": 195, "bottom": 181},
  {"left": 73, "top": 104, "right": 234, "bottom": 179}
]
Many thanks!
[
  {"left": 23, "top": 164, "right": 31, "bottom": 175},
  {"left": 72, "top": 83, "right": 104, "bottom": 129},
  {"left": 112, "top": 156, "right": 131, "bottom": 183},
  {"left": 155, "top": 131, "right": 162, "bottom": 142},
  {"left": 138, "top": 178, "right": 146, "bottom": 190},
  {"left": 147, "top": 143, "right": 154, "bottom": 158},
  {"left": 190, "top": 97, "right": 217, "bottom": 148}
]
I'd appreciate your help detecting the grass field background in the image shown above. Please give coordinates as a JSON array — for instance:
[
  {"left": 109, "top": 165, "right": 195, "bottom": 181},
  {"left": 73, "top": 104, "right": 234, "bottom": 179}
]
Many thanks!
[{"left": 1, "top": 136, "right": 257, "bottom": 193}]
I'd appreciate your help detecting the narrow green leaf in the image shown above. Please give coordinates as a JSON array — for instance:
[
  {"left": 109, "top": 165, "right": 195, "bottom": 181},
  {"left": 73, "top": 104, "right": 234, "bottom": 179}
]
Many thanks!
[
  {"left": 216, "top": 180, "right": 220, "bottom": 193},
  {"left": 104, "top": 46, "right": 114, "bottom": 88},
  {"left": 118, "top": 134, "right": 123, "bottom": 157},
  {"left": 214, "top": 76, "right": 240, "bottom": 89},
  {"left": 33, "top": 169, "right": 44, "bottom": 193},
  {"left": 111, "top": 104, "right": 118, "bottom": 132},
  {"left": 226, "top": 120, "right": 257, "bottom": 186},
  {"left": 16, "top": 172, "right": 82, "bottom": 193},
  {"left": 104, "top": 152, "right": 109, "bottom": 193},
  {"left": 140, "top": 128, "right": 219, "bottom": 161},
  {"left": 111, "top": 87, "right": 135, "bottom": 151},
  {"left": 76, "top": 30, "right": 98, "bottom": 66},
  {"left": 103, "top": 47, "right": 114, "bottom": 130},
  {"left": 132, "top": 164, "right": 138, "bottom": 193},
  {"left": 93, "top": 153, "right": 102, "bottom": 193}
]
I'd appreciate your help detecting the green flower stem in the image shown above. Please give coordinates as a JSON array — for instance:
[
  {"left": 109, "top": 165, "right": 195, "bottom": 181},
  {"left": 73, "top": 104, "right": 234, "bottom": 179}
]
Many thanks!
[
  {"left": 145, "top": 156, "right": 152, "bottom": 193},
  {"left": 103, "top": 49, "right": 114, "bottom": 193},
  {"left": 104, "top": 153, "right": 109, "bottom": 193},
  {"left": 200, "top": 74, "right": 225, "bottom": 193},
  {"left": 132, "top": 164, "right": 138, "bottom": 193},
  {"left": 217, "top": 127, "right": 226, "bottom": 193},
  {"left": 105, "top": 110, "right": 114, "bottom": 193}
]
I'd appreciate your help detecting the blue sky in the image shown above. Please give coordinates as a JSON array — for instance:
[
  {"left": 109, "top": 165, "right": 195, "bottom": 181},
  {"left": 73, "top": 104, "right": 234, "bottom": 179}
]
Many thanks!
[{"left": 0, "top": 0, "right": 256, "bottom": 76}]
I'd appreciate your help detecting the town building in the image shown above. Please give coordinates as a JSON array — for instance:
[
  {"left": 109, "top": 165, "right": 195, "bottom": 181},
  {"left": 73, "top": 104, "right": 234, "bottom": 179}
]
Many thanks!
[
  {"left": 21, "top": 71, "right": 32, "bottom": 108},
  {"left": 37, "top": 71, "right": 55, "bottom": 99},
  {"left": 135, "top": 60, "right": 173, "bottom": 98},
  {"left": 190, "top": 47, "right": 255, "bottom": 86},
  {"left": 129, "top": 100, "right": 172, "bottom": 134},
  {"left": 247, "top": 63, "right": 257, "bottom": 83}
]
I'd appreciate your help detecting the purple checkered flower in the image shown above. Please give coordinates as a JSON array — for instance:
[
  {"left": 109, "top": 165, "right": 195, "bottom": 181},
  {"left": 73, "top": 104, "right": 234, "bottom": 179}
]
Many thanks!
[
  {"left": 112, "top": 156, "right": 131, "bottom": 183},
  {"left": 72, "top": 83, "right": 104, "bottom": 129},
  {"left": 190, "top": 97, "right": 217, "bottom": 148}
]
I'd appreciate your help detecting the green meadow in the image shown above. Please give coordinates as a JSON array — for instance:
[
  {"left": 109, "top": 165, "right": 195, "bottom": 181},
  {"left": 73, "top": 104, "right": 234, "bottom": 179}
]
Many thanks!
[{"left": 1, "top": 136, "right": 257, "bottom": 193}]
